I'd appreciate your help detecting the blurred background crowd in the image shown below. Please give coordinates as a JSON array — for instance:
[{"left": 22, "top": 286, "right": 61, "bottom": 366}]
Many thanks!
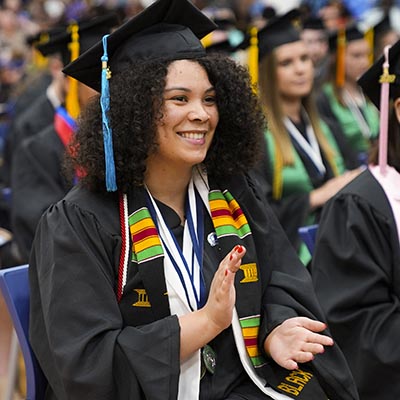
[{"left": 1, "top": 0, "right": 400, "bottom": 398}]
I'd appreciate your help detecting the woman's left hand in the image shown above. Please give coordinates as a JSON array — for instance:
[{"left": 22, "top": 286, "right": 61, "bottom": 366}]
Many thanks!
[{"left": 263, "top": 317, "right": 334, "bottom": 370}]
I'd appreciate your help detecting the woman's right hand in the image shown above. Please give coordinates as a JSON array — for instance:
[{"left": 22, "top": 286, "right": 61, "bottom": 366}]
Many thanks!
[
  {"left": 203, "top": 245, "right": 247, "bottom": 333},
  {"left": 309, "top": 167, "right": 363, "bottom": 210},
  {"left": 179, "top": 245, "right": 246, "bottom": 361}
]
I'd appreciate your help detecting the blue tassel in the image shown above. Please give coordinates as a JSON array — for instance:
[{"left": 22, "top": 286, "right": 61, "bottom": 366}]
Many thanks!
[{"left": 100, "top": 34, "right": 117, "bottom": 192}]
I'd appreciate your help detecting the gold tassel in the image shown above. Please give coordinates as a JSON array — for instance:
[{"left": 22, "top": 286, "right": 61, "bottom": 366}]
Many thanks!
[
  {"left": 32, "top": 33, "right": 49, "bottom": 69},
  {"left": 248, "top": 26, "right": 258, "bottom": 93},
  {"left": 336, "top": 28, "right": 346, "bottom": 88},
  {"left": 65, "top": 23, "right": 80, "bottom": 119},
  {"left": 201, "top": 32, "right": 213, "bottom": 48},
  {"left": 364, "top": 27, "right": 374, "bottom": 65}
]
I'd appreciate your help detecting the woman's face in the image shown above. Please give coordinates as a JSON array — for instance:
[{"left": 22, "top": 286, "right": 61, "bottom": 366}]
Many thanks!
[
  {"left": 275, "top": 40, "right": 314, "bottom": 100},
  {"left": 345, "top": 39, "right": 371, "bottom": 83},
  {"left": 154, "top": 59, "right": 218, "bottom": 170}
]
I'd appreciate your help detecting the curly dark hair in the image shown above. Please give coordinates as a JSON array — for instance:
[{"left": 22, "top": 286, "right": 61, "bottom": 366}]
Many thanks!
[{"left": 65, "top": 53, "right": 266, "bottom": 192}]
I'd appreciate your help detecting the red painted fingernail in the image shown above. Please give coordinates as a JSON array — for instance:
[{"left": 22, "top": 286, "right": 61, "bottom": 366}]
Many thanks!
[
  {"left": 229, "top": 254, "right": 233, "bottom": 261},
  {"left": 234, "top": 245, "right": 240, "bottom": 251},
  {"left": 225, "top": 269, "right": 228, "bottom": 276},
  {"left": 237, "top": 245, "right": 243, "bottom": 253}
]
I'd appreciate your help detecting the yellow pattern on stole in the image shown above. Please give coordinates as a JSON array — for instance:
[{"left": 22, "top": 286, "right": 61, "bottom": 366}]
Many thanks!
[{"left": 133, "top": 289, "right": 151, "bottom": 307}]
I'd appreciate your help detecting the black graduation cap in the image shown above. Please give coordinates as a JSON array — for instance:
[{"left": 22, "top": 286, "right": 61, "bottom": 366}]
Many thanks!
[
  {"left": 63, "top": 0, "right": 217, "bottom": 92},
  {"left": 257, "top": 8, "right": 301, "bottom": 60},
  {"left": 357, "top": 38, "right": 400, "bottom": 109},
  {"left": 26, "top": 25, "right": 67, "bottom": 48},
  {"left": 328, "top": 25, "right": 364, "bottom": 52},
  {"left": 203, "top": 6, "right": 237, "bottom": 30},
  {"left": 373, "top": 15, "right": 392, "bottom": 37},
  {"left": 205, "top": 39, "right": 236, "bottom": 55},
  {"left": 262, "top": 6, "right": 276, "bottom": 21},
  {"left": 302, "top": 16, "right": 326, "bottom": 31},
  {"left": 36, "top": 13, "right": 120, "bottom": 66}
]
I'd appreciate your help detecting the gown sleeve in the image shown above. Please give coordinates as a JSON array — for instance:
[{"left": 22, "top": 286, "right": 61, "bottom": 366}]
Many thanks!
[
  {"left": 311, "top": 191, "right": 400, "bottom": 399},
  {"left": 29, "top": 197, "right": 180, "bottom": 400}
]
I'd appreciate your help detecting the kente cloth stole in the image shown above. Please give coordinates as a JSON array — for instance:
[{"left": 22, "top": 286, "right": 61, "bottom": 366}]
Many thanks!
[
  {"left": 120, "top": 186, "right": 328, "bottom": 399},
  {"left": 126, "top": 186, "right": 265, "bottom": 369}
]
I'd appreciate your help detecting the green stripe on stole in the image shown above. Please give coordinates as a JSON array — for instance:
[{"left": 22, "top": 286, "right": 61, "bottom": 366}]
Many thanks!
[{"left": 209, "top": 189, "right": 265, "bottom": 368}]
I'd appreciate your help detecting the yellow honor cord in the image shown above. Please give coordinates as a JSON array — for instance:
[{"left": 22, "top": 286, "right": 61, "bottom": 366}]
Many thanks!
[{"left": 65, "top": 23, "right": 81, "bottom": 120}]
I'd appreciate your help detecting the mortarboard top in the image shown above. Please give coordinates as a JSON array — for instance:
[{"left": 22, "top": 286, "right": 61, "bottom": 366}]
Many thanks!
[
  {"left": 373, "top": 15, "right": 392, "bottom": 37},
  {"left": 257, "top": 8, "right": 301, "bottom": 60},
  {"left": 26, "top": 26, "right": 67, "bottom": 48},
  {"left": 328, "top": 25, "right": 365, "bottom": 52},
  {"left": 357, "top": 39, "right": 400, "bottom": 109},
  {"left": 36, "top": 13, "right": 120, "bottom": 66},
  {"left": 62, "top": 0, "right": 217, "bottom": 92},
  {"left": 302, "top": 16, "right": 326, "bottom": 31}
]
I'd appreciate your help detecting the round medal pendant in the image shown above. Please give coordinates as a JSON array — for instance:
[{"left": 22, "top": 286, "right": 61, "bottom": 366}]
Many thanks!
[{"left": 202, "top": 344, "right": 216, "bottom": 375}]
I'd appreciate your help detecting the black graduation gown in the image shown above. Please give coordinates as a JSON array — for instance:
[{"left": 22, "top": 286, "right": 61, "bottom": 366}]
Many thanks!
[
  {"left": 3, "top": 93, "right": 55, "bottom": 186},
  {"left": 29, "top": 173, "right": 359, "bottom": 400},
  {"left": 11, "top": 125, "right": 71, "bottom": 262},
  {"left": 311, "top": 169, "right": 400, "bottom": 400},
  {"left": 11, "top": 72, "right": 52, "bottom": 118},
  {"left": 250, "top": 125, "right": 338, "bottom": 254}
]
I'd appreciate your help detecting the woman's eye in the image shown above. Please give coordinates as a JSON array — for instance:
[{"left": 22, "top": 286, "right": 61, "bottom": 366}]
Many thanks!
[
  {"left": 278, "top": 60, "right": 291, "bottom": 67},
  {"left": 204, "top": 96, "right": 216, "bottom": 104},
  {"left": 171, "top": 96, "right": 187, "bottom": 102}
]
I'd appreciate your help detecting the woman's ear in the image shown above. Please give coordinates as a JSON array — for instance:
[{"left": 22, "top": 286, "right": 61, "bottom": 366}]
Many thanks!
[{"left": 394, "top": 97, "right": 400, "bottom": 123}]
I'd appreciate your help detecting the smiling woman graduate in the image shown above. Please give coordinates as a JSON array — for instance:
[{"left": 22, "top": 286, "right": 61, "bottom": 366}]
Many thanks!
[{"left": 28, "top": 0, "right": 359, "bottom": 399}]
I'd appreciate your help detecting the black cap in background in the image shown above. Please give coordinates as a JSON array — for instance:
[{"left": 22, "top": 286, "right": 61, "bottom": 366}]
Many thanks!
[
  {"left": 36, "top": 13, "right": 120, "bottom": 66},
  {"left": 328, "top": 25, "right": 365, "bottom": 52},
  {"left": 358, "top": 38, "right": 400, "bottom": 108},
  {"left": 257, "top": 9, "right": 301, "bottom": 60}
]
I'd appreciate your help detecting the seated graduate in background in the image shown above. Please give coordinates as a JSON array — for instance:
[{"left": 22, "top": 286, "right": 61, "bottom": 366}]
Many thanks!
[
  {"left": 250, "top": 9, "right": 360, "bottom": 265},
  {"left": 9, "top": 14, "right": 120, "bottom": 265},
  {"left": 317, "top": 25, "right": 379, "bottom": 166},
  {"left": 28, "top": 1, "right": 359, "bottom": 399},
  {"left": 311, "top": 39, "right": 400, "bottom": 400},
  {"left": 300, "top": 15, "right": 329, "bottom": 89}
]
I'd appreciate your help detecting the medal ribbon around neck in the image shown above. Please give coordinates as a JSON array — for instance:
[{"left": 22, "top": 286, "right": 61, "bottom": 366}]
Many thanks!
[
  {"left": 284, "top": 111, "right": 326, "bottom": 176},
  {"left": 145, "top": 179, "right": 206, "bottom": 311}
]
